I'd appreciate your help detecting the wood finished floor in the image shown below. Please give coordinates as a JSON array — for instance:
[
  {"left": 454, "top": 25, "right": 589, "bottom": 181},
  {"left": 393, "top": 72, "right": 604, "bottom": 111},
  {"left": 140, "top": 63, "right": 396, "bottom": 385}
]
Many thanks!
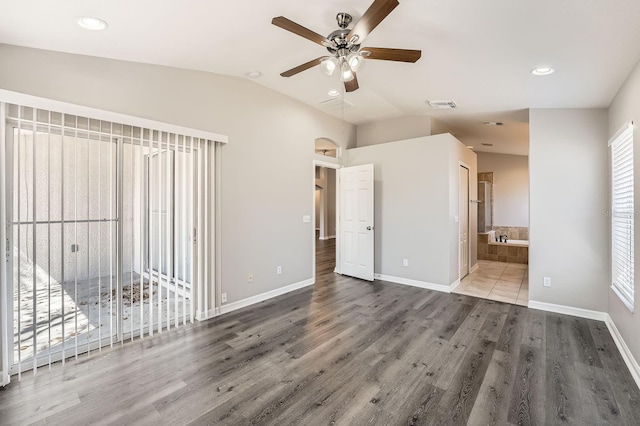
[{"left": 1, "top": 240, "right": 639, "bottom": 425}]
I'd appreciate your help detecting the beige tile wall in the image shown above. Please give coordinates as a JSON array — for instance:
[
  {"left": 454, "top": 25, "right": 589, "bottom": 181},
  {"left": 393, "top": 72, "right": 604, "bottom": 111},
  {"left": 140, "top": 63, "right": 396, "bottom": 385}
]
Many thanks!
[{"left": 478, "top": 226, "right": 529, "bottom": 264}]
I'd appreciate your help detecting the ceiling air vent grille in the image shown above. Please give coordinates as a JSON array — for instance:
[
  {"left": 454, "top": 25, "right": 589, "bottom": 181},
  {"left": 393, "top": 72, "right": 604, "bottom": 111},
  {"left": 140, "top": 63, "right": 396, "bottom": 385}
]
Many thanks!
[
  {"left": 319, "top": 98, "right": 354, "bottom": 112},
  {"left": 427, "top": 100, "right": 457, "bottom": 109}
]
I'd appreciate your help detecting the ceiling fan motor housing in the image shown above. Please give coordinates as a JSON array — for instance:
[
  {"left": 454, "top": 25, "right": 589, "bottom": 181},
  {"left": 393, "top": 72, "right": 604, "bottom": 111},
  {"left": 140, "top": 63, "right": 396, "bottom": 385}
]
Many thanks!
[{"left": 326, "top": 28, "right": 360, "bottom": 55}]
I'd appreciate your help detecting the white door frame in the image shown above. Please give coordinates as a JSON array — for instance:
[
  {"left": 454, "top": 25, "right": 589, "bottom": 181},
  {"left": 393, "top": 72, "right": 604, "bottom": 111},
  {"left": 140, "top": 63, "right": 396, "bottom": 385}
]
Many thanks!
[
  {"left": 459, "top": 161, "right": 471, "bottom": 282},
  {"left": 312, "top": 160, "right": 342, "bottom": 283},
  {"left": 0, "top": 104, "right": 9, "bottom": 386}
]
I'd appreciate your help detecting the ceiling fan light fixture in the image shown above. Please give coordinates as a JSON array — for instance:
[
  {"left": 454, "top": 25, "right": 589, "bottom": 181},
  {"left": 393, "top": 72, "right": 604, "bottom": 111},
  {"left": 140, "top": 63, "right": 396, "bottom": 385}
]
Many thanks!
[
  {"left": 340, "top": 61, "right": 354, "bottom": 82},
  {"left": 320, "top": 57, "right": 338, "bottom": 76},
  {"left": 347, "top": 53, "right": 364, "bottom": 72}
]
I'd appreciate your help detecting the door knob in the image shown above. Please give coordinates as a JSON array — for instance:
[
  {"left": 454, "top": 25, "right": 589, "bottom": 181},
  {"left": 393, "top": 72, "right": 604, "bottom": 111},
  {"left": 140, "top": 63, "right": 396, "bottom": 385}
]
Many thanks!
[{"left": 366, "top": 226, "right": 372, "bottom": 230}]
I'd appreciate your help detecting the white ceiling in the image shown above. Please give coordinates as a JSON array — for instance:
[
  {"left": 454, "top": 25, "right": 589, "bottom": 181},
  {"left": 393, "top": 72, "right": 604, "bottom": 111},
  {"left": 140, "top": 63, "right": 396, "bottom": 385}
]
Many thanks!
[{"left": 2, "top": 0, "right": 640, "bottom": 155}]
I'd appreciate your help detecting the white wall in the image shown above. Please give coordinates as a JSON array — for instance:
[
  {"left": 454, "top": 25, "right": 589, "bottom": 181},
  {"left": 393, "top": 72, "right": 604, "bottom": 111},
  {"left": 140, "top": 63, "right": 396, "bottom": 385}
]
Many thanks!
[
  {"left": 608, "top": 56, "right": 640, "bottom": 365},
  {"left": 325, "top": 168, "right": 336, "bottom": 238},
  {"left": 346, "top": 134, "right": 477, "bottom": 287},
  {"left": 529, "top": 108, "right": 609, "bottom": 312},
  {"left": 477, "top": 152, "right": 529, "bottom": 227},
  {"left": 314, "top": 189, "right": 320, "bottom": 229},
  {"left": 356, "top": 116, "right": 431, "bottom": 147},
  {"left": 0, "top": 44, "right": 356, "bottom": 310},
  {"left": 314, "top": 166, "right": 336, "bottom": 238}
]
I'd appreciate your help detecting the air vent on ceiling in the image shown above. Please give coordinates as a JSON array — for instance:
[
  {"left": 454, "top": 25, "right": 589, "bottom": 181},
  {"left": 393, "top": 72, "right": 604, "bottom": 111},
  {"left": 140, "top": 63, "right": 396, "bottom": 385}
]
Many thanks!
[
  {"left": 319, "top": 98, "right": 354, "bottom": 112},
  {"left": 481, "top": 143, "right": 494, "bottom": 147},
  {"left": 427, "top": 100, "right": 457, "bottom": 109},
  {"left": 483, "top": 121, "right": 504, "bottom": 126}
]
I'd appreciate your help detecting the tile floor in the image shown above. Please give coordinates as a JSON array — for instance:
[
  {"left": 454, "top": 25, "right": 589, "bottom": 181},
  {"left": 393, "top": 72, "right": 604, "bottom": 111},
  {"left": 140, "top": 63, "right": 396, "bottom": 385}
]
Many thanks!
[{"left": 453, "top": 260, "right": 528, "bottom": 306}]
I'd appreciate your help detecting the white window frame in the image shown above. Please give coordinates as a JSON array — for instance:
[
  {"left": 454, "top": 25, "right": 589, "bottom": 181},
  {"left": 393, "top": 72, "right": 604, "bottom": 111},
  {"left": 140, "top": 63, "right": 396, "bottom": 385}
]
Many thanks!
[{"left": 610, "top": 121, "right": 635, "bottom": 312}]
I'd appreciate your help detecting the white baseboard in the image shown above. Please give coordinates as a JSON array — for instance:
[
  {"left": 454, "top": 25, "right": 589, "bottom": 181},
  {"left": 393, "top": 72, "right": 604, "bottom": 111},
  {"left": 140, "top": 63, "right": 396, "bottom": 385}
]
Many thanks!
[
  {"left": 605, "top": 315, "right": 640, "bottom": 390},
  {"left": 374, "top": 273, "right": 453, "bottom": 293},
  {"left": 219, "top": 278, "right": 315, "bottom": 315},
  {"left": 450, "top": 279, "right": 461, "bottom": 292},
  {"left": 195, "top": 308, "right": 218, "bottom": 322},
  {"left": 470, "top": 263, "right": 479, "bottom": 274},
  {"left": 527, "top": 300, "right": 608, "bottom": 321},
  {"left": 528, "top": 300, "right": 640, "bottom": 390},
  {"left": 318, "top": 235, "right": 336, "bottom": 240}
]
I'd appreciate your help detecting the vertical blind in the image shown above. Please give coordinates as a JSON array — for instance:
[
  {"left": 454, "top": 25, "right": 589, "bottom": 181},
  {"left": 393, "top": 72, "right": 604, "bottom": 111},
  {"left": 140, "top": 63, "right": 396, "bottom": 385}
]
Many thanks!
[
  {"left": 3, "top": 103, "right": 219, "bottom": 378},
  {"left": 611, "top": 122, "right": 634, "bottom": 310}
]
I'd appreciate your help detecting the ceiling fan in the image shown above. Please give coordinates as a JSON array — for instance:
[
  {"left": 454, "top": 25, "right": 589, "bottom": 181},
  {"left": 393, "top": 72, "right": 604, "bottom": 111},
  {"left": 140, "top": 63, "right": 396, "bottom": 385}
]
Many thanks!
[{"left": 272, "top": 0, "right": 421, "bottom": 93}]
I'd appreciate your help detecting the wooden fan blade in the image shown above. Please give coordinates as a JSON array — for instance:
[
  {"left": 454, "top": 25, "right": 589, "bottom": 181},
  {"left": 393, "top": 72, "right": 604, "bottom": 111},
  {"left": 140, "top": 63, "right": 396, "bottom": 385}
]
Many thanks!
[
  {"left": 281, "top": 57, "right": 325, "bottom": 77},
  {"left": 362, "top": 47, "right": 421, "bottom": 63},
  {"left": 344, "top": 73, "right": 359, "bottom": 92},
  {"left": 272, "top": 16, "right": 328, "bottom": 46},
  {"left": 347, "top": 0, "right": 399, "bottom": 44}
]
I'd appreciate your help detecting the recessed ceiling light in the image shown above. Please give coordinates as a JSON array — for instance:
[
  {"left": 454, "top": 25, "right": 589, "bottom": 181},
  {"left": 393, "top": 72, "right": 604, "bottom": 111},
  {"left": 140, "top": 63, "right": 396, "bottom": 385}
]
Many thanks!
[
  {"left": 328, "top": 90, "right": 340, "bottom": 97},
  {"left": 531, "top": 66, "right": 554, "bottom": 76},
  {"left": 75, "top": 16, "right": 108, "bottom": 31},
  {"left": 246, "top": 70, "right": 262, "bottom": 79},
  {"left": 467, "top": 146, "right": 474, "bottom": 149}
]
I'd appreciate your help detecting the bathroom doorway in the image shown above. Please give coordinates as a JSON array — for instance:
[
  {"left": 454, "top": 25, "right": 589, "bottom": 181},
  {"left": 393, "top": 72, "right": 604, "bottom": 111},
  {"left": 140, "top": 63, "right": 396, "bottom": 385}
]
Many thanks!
[
  {"left": 454, "top": 151, "right": 530, "bottom": 306},
  {"left": 314, "top": 164, "right": 337, "bottom": 278}
]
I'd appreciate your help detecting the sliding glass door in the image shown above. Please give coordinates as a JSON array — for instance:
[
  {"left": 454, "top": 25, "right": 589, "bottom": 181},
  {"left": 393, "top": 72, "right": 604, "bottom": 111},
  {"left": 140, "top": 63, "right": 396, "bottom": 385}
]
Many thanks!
[{"left": 3, "top": 105, "right": 212, "bottom": 376}]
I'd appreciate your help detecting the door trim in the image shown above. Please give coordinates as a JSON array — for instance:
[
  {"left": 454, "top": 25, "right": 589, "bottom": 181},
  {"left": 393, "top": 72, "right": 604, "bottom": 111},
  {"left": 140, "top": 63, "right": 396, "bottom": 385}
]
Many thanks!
[
  {"left": 459, "top": 161, "right": 471, "bottom": 282},
  {"left": 312, "top": 160, "right": 342, "bottom": 283},
  {"left": 0, "top": 89, "right": 228, "bottom": 144}
]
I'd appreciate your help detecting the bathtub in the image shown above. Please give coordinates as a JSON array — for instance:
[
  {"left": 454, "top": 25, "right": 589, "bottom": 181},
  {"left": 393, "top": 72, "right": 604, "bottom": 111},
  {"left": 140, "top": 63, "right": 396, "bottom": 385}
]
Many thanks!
[
  {"left": 487, "top": 230, "right": 529, "bottom": 247},
  {"left": 490, "top": 239, "right": 529, "bottom": 247}
]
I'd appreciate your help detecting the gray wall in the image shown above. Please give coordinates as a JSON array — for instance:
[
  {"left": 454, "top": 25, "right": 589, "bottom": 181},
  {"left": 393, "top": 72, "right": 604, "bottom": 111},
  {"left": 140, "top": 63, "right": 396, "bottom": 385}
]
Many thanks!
[
  {"left": 0, "top": 44, "right": 356, "bottom": 310},
  {"left": 529, "top": 108, "right": 609, "bottom": 311},
  {"left": 356, "top": 115, "right": 432, "bottom": 147},
  {"left": 608, "top": 56, "right": 640, "bottom": 365},
  {"left": 477, "top": 152, "right": 529, "bottom": 227},
  {"left": 346, "top": 134, "right": 477, "bottom": 286}
]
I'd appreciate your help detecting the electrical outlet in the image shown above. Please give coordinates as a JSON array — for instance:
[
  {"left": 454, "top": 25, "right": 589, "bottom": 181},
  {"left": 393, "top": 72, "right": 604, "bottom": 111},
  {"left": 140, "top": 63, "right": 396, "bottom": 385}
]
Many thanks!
[
  {"left": 277, "top": 266, "right": 282, "bottom": 275},
  {"left": 221, "top": 292, "right": 227, "bottom": 303},
  {"left": 403, "top": 259, "right": 409, "bottom": 267},
  {"left": 544, "top": 277, "right": 551, "bottom": 287},
  {"left": 248, "top": 273, "right": 253, "bottom": 283}
]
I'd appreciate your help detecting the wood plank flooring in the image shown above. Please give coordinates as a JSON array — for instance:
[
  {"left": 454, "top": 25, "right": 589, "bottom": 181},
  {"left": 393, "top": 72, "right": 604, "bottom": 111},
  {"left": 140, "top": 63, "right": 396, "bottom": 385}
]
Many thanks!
[{"left": 0, "top": 242, "right": 639, "bottom": 425}]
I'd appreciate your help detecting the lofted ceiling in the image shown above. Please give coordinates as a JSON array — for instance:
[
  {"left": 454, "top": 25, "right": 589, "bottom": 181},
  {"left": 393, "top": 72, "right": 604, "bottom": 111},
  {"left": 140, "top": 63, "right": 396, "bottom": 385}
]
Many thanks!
[{"left": 1, "top": 0, "right": 640, "bottom": 155}]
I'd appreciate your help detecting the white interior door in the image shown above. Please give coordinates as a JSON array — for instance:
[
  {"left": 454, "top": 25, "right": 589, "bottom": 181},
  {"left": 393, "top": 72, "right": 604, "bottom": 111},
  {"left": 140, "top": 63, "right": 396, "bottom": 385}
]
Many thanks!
[
  {"left": 338, "top": 164, "right": 374, "bottom": 281},
  {"left": 459, "top": 165, "right": 469, "bottom": 279}
]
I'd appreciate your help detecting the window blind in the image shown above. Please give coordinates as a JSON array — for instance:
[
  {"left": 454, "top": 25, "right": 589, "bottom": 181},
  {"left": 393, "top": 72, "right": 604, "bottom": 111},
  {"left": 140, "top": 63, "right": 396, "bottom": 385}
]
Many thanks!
[{"left": 611, "top": 122, "right": 634, "bottom": 310}]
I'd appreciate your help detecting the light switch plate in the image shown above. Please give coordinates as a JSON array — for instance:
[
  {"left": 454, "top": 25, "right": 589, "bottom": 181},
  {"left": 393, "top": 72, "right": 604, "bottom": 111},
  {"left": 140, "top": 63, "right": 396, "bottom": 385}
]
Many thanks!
[{"left": 303, "top": 215, "right": 311, "bottom": 223}]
